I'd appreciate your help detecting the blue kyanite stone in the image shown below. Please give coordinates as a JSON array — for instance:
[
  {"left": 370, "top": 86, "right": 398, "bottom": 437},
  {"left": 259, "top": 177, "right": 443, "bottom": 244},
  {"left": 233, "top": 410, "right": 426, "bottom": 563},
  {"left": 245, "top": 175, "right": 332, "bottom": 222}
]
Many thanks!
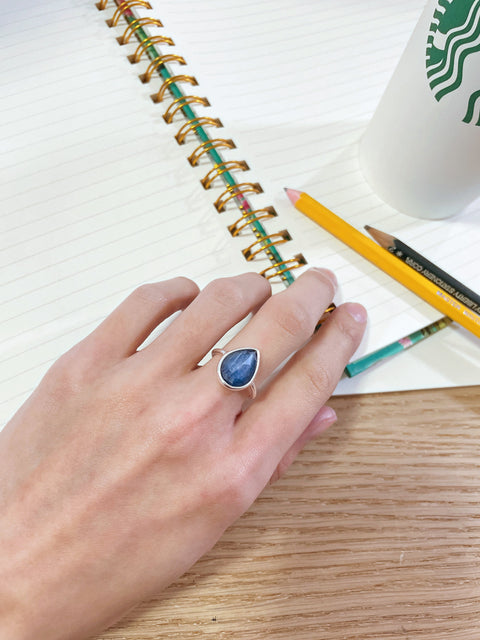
[{"left": 220, "top": 348, "right": 258, "bottom": 388}]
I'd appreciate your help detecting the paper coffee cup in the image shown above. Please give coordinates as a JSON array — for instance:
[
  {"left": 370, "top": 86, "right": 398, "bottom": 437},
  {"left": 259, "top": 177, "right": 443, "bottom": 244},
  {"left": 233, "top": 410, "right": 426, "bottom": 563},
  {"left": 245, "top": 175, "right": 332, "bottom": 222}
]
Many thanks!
[{"left": 360, "top": 0, "right": 480, "bottom": 219}]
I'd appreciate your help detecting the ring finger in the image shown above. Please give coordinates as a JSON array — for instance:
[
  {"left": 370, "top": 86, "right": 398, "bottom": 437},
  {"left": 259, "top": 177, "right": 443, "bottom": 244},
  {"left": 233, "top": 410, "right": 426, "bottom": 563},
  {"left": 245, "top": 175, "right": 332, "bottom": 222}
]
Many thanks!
[{"left": 199, "top": 267, "right": 338, "bottom": 398}]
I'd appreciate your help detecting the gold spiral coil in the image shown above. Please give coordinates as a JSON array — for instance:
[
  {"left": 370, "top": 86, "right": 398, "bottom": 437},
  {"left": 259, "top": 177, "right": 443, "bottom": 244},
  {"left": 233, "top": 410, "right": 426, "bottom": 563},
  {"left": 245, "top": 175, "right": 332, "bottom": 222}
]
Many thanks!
[
  {"left": 151, "top": 75, "right": 198, "bottom": 103},
  {"left": 188, "top": 139, "right": 236, "bottom": 166},
  {"left": 323, "top": 303, "right": 336, "bottom": 315},
  {"left": 117, "top": 17, "right": 163, "bottom": 45},
  {"left": 214, "top": 183, "right": 263, "bottom": 212},
  {"left": 140, "top": 55, "right": 186, "bottom": 83},
  {"left": 315, "top": 303, "right": 337, "bottom": 329},
  {"left": 128, "top": 36, "right": 175, "bottom": 63},
  {"left": 259, "top": 254, "right": 307, "bottom": 279},
  {"left": 228, "top": 207, "right": 278, "bottom": 236},
  {"left": 201, "top": 161, "right": 249, "bottom": 189},
  {"left": 175, "top": 117, "right": 223, "bottom": 144},
  {"left": 242, "top": 230, "right": 292, "bottom": 261},
  {"left": 163, "top": 96, "right": 210, "bottom": 124},
  {"left": 98, "top": 0, "right": 299, "bottom": 287},
  {"left": 106, "top": 1, "right": 152, "bottom": 26}
]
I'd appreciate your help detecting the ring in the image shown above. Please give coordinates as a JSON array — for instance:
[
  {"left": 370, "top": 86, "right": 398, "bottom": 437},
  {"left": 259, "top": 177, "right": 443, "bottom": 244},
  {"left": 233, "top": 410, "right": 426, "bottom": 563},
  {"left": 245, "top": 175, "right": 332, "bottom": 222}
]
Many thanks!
[{"left": 211, "top": 347, "right": 260, "bottom": 399}]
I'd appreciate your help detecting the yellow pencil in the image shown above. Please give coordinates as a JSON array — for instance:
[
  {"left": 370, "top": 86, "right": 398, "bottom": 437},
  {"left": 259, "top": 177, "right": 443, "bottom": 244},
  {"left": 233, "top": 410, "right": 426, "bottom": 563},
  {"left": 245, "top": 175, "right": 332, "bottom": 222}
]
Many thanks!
[{"left": 285, "top": 188, "right": 480, "bottom": 339}]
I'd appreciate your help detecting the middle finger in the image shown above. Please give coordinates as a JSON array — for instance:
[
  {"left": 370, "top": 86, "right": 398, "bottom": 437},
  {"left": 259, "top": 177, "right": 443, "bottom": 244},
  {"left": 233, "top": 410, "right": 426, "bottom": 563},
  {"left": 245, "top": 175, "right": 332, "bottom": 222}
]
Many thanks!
[{"left": 142, "top": 271, "right": 272, "bottom": 372}]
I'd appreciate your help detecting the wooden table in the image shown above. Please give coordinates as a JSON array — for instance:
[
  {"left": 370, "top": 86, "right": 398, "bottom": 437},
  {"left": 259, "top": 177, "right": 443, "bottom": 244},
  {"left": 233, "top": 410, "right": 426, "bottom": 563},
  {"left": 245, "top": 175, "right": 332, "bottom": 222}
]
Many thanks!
[{"left": 99, "top": 386, "right": 480, "bottom": 639}]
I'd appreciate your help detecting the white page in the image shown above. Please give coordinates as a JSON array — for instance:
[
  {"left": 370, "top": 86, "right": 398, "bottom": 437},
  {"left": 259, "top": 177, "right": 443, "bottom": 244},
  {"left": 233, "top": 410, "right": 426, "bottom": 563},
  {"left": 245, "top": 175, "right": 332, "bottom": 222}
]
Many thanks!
[
  {"left": 0, "top": 0, "right": 255, "bottom": 425},
  {"left": 144, "top": 0, "right": 480, "bottom": 391}
]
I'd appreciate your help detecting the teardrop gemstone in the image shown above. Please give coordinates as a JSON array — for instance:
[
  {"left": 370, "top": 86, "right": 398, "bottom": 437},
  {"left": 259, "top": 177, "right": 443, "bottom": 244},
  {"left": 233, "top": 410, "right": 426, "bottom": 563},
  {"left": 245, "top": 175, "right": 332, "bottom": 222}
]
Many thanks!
[{"left": 219, "top": 348, "right": 259, "bottom": 389}]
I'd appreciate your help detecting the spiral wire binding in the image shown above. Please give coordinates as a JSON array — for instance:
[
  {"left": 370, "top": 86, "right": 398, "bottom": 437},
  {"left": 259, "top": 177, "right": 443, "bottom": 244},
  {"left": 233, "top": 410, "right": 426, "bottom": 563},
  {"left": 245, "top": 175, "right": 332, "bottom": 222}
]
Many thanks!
[
  {"left": 127, "top": 35, "right": 174, "bottom": 63},
  {"left": 228, "top": 207, "right": 277, "bottom": 237},
  {"left": 151, "top": 75, "right": 198, "bottom": 103},
  {"left": 140, "top": 55, "right": 186, "bottom": 83},
  {"left": 163, "top": 96, "right": 210, "bottom": 124},
  {"left": 97, "top": 0, "right": 320, "bottom": 293},
  {"left": 188, "top": 139, "right": 236, "bottom": 166}
]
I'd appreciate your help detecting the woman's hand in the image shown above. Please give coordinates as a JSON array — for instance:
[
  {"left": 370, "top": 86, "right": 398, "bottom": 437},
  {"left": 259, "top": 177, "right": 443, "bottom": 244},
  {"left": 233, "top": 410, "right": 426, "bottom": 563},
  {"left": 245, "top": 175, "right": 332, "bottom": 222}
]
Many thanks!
[{"left": 0, "top": 269, "right": 366, "bottom": 639}]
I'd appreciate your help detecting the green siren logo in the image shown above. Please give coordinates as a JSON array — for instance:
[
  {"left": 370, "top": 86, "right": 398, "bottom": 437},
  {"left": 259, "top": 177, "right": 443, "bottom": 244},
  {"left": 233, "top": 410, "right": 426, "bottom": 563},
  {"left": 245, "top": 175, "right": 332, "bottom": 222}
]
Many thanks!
[{"left": 426, "top": 0, "right": 480, "bottom": 125}]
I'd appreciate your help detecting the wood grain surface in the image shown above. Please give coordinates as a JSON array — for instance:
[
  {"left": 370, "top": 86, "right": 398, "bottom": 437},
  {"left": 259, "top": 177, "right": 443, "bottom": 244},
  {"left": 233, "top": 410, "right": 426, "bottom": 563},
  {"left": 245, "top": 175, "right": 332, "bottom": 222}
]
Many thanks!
[{"left": 98, "top": 386, "right": 480, "bottom": 639}]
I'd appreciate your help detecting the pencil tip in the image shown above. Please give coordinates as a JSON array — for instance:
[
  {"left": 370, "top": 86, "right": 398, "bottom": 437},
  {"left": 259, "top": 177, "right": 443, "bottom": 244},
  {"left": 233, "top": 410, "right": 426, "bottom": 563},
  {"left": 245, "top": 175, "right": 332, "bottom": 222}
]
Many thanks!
[
  {"left": 284, "top": 188, "right": 301, "bottom": 205},
  {"left": 364, "top": 225, "right": 393, "bottom": 248}
]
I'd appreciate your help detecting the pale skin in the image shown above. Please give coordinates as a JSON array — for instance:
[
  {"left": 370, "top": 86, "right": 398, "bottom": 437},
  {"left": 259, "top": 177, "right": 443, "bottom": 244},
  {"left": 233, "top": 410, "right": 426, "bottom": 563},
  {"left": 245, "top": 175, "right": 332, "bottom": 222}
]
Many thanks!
[{"left": 0, "top": 268, "right": 367, "bottom": 639}]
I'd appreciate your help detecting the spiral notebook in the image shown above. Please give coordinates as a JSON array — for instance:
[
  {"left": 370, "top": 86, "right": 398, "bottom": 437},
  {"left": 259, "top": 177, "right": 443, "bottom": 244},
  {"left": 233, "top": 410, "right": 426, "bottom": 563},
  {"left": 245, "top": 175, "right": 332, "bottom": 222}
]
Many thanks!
[{"left": 1, "top": 0, "right": 479, "bottom": 425}]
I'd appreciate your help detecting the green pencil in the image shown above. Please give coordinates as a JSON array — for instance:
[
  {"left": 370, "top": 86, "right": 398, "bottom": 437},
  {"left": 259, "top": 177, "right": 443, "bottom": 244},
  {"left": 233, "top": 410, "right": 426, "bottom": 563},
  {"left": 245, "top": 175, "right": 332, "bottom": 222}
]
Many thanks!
[{"left": 345, "top": 316, "right": 452, "bottom": 377}]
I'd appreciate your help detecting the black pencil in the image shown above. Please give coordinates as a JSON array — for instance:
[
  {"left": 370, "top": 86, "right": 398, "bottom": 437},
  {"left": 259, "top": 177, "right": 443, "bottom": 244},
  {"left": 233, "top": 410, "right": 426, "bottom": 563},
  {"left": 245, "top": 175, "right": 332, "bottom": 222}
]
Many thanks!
[{"left": 365, "top": 225, "right": 480, "bottom": 316}]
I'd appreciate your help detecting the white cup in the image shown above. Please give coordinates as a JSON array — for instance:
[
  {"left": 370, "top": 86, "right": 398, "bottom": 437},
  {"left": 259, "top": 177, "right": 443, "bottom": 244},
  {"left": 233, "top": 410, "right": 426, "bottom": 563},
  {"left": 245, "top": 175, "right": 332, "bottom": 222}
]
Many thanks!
[{"left": 360, "top": 0, "right": 480, "bottom": 219}]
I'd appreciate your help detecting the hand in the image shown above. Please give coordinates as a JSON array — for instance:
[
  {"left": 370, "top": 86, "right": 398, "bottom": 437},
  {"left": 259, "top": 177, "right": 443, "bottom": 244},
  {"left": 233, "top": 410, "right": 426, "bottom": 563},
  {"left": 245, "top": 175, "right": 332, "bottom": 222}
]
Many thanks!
[{"left": 0, "top": 269, "right": 366, "bottom": 639}]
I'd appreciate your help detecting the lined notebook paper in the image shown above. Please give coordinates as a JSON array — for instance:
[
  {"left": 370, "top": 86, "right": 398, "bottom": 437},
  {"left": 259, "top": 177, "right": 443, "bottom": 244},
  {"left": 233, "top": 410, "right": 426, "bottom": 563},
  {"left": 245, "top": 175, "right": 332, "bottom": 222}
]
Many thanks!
[{"left": 1, "top": 0, "right": 479, "bottom": 424}]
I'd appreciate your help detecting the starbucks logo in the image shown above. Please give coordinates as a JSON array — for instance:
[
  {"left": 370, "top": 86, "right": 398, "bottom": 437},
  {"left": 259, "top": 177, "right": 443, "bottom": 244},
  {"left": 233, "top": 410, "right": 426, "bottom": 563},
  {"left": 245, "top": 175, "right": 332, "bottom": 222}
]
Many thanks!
[{"left": 426, "top": 0, "right": 480, "bottom": 125}]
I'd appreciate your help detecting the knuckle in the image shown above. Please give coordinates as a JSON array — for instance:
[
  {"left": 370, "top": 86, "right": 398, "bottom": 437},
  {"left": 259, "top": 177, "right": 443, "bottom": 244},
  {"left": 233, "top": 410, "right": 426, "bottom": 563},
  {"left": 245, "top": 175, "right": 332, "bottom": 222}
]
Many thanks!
[
  {"left": 172, "top": 276, "right": 200, "bottom": 298},
  {"left": 242, "top": 271, "right": 272, "bottom": 297},
  {"left": 206, "top": 277, "right": 247, "bottom": 312},
  {"left": 42, "top": 349, "right": 87, "bottom": 396},
  {"left": 302, "top": 358, "right": 334, "bottom": 400},
  {"left": 306, "top": 268, "right": 337, "bottom": 297},
  {"left": 273, "top": 299, "right": 313, "bottom": 339},
  {"left": 131, "top": 282, "right": 166, "bottom": 306},
  {"left": 132, "top": 279, "right": 199, "bottom": 309}
]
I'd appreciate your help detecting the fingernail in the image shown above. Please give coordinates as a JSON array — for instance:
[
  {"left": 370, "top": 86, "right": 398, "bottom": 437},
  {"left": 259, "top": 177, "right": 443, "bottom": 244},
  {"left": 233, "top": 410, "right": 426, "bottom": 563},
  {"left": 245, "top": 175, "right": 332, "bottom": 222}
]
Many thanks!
[
  {"left": 318, "top": 406, "right": 337, "bottom": 424},
  {"left": 310, "top": 267, "right": 338, "bottom": 290},
  {"left": 344, "top": 302, "right": 368, "bottom": 323},
  {"left": 310, "top": 405, "right": 337, "bottom": 436}
]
